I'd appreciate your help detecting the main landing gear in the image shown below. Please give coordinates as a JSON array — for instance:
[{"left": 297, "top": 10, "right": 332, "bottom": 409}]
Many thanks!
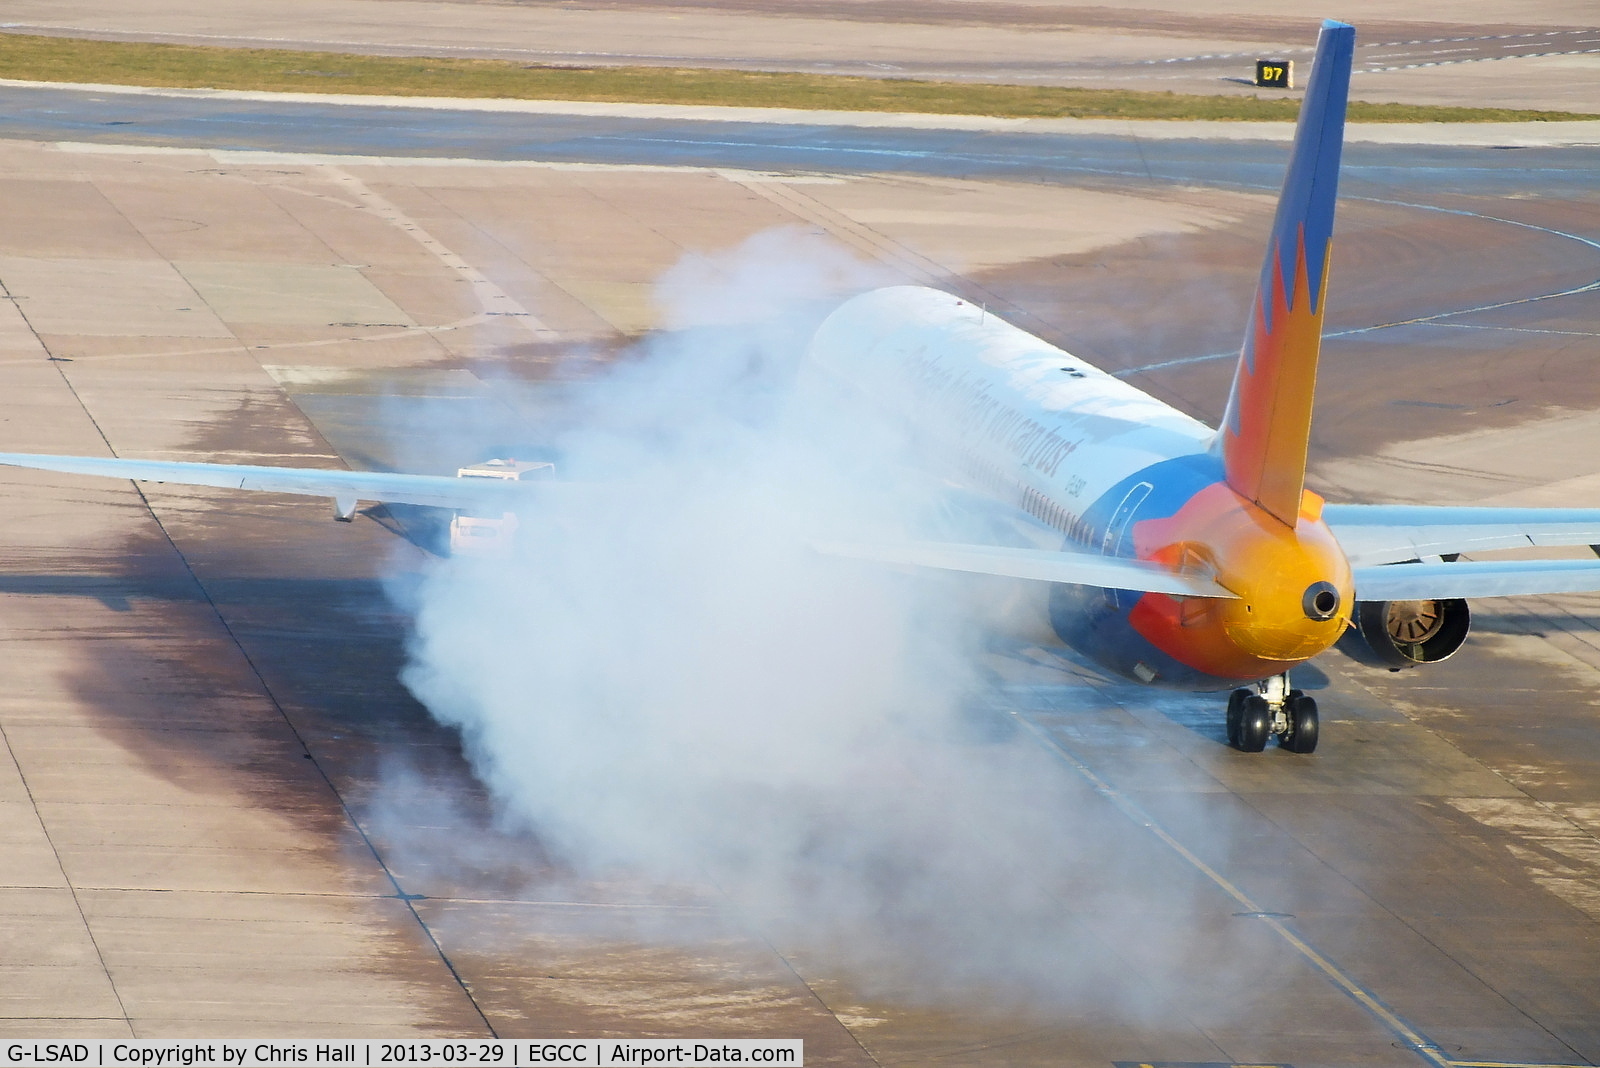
[{"left": 1226, "top": 674, "right": 1318, "bottom": 754}]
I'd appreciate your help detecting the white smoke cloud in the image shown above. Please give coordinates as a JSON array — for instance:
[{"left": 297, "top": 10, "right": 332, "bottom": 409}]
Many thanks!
[{"left": 392, "top": 227, "right": 1270, "bottom": 1015}]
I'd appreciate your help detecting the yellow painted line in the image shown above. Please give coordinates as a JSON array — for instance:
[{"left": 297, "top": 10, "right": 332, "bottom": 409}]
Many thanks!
[
  {"left": 1449, "top": 1062, "right": 1594, "bottom": 1067},
  {"left": 1011, "top": 712, "right": 1456, "bottom": 1068}
]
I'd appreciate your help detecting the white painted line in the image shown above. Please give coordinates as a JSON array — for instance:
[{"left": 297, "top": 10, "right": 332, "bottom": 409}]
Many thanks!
[
  {"left": 325, "top": 168, "right": 559, "bottom": 343},
  {"left": 1011, "top": 710, "right": 1457, "bottom": 1068}
]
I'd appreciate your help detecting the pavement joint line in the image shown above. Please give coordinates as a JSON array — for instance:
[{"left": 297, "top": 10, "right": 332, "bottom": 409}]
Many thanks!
[
  {"left": 100, "top": 506, "right": 503, "bottom": 1037},
  {"left": 0, "top": 271, "right": 138, "bottom": 1034},
  {"left": 701, "top": 888, "right": 887, "bottom": 1068},
  {"left": 1008, "top": 708, "right": 1456, "bottom": 1068},
  {"left": 719, "top": 170, "right": 944, "bottom": 286},
  {"left": 0, "top": 305, "right": 497, "bottom": 369},
  {"left": 11, "top": 290, "right": 501, "bottom": 1032},
  {"left": 1298, "top": 666, "right": 1600, "bottom": 1065},
  {"left": 712, "top": 170, "right": 1059, "bottom": 343},
  {"left": 57, "top": 886, "right": 717, "bottom": 908},
  {"left": 409, "top": 899, "right": 718, "bottom": 909},
  {"left": 64, "top": 139, "right": 738, "bottom": 174}
]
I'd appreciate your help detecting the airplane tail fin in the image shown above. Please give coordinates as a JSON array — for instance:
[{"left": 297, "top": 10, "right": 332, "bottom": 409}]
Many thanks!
[{"left": 1217, "top": 20, "right": 1354, "bottom": 527}]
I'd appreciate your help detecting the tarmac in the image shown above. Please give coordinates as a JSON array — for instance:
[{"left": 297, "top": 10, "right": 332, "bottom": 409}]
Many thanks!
[
  {"left": 2, "top": 0, "right": 1599, "bottom": 110},
  {"left": 0, "top": 5, "right": 1598, "bottom": 1066},
  {"left": 5, "top": 79, "right": 1600, "bottom": 148}
]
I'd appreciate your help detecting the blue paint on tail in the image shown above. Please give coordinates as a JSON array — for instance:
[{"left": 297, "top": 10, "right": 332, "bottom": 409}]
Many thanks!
[
  {"left": 1218, "top": 20, "right": 1354, "bottom": 526},
  {"left": 1268, "top": 19, "right": 1354, "bottom": 324}
]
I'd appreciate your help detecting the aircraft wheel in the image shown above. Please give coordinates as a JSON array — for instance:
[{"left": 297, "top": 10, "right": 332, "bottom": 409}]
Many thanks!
[
  {"left": 1236, "top": 695, "right": 1270, "bottom": 752},
  {"left": 1277, "top": 687, "right": 1305, "bottom": 743},
  {"left": 1282, "top": 693, "right": 1320, "bottom": 754},
  {"left": 1225, "top": 688, "right": 1250, "bottom": 747}
]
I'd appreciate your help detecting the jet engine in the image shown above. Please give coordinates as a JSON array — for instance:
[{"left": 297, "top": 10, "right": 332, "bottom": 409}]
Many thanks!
[{"left": 1338, "top": 598, "right": 1471, "bottom": 668}]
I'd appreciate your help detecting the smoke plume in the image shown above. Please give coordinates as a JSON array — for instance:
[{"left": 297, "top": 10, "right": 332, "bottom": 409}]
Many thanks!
[{"left": 394, "top": 228, "right": 1263, "bottom": 1015}]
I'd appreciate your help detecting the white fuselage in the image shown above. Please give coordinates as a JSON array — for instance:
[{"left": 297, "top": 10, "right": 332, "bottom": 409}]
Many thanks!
[{"left": 807, "top": 286, "right": 1216, "bottom": 546}]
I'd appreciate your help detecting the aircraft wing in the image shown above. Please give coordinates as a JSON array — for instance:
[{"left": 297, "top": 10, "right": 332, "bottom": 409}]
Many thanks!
[
  {"left": 1353, "top": 558, "right": 1600, "bottom": 601},
  {"left": 1324, "top": 504, "right": 1600, "bottom": 565},
  {"left": 1325, "top": 503, "right": 1600, "bottom": 600},
  {"left": 813, "top": 539, "right": 1238, "bottom": 598},
  {"left": 0, "top": 451, "right": 537, "bottom": 513}
]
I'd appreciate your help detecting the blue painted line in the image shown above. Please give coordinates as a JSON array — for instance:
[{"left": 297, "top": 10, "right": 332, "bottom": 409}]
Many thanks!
[{"left": 1116, "top": 196, "right": 1600, "bottom": 378}]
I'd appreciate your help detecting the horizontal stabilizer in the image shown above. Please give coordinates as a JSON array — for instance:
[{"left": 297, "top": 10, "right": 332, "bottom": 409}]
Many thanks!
[
  {"left": 1354, "top": 558, "right": 1600, "bottom": 601},
  {"left": 1326, "top": 503, "right": 1600, "bottom": 566},
  {"left": 813, "top": 539, "right": 1238, "bottom": 598},
  {"left": 0, "top": 452, "right": 542, "bottom": 512}
]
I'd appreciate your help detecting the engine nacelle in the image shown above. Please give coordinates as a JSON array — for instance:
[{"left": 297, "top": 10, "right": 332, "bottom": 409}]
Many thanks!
[{"left": 1337, "top": 598, "right": 1471, "bottom": 669}]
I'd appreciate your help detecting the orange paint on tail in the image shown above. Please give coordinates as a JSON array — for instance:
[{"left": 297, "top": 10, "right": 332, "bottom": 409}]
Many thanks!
[
  {"left": 1216, "top": 20, "right": 1351, "bottom": 530},
  {"left": 1220, "top": 230, "right": 1330, "bottom": 527},
  {"left": 1127, "top": 481, "right": 1353, "bottom": 680}
]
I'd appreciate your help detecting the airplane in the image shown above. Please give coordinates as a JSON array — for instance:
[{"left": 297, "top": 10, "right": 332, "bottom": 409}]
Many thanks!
[{"left": 5, "top": 19, "right": 1600, "bottom": 755}]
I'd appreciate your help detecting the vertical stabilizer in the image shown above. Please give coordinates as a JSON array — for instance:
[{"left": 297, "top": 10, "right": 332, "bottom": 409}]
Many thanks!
[{"left": 1218, "top": 20, "right": 1354, "bottom": 526}]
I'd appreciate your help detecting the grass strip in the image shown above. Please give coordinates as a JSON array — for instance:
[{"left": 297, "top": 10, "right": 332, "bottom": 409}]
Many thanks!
[{"left": 2, "top": 32, "right": 1595, "bottom": 123}]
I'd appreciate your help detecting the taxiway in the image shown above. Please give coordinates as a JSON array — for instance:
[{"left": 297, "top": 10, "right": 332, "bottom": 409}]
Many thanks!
[{"left": 2, "top": 0, "right": 1599, "bottom": 110}]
